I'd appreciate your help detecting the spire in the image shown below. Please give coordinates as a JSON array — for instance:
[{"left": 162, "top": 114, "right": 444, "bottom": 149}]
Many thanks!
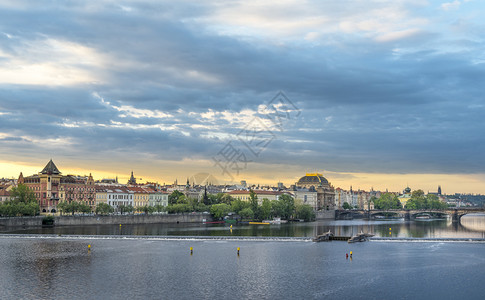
[
  {"left": 438, "top": 185, "right": 442, "bottom": 195},
  {"left": 128, "top": 171, "right": 136, "bottom": 185},
  {"left": 18, "top": 172, "right": 24, "bottom": 185},
  {"left": 40, "top": 159, "right": 61, "bottom": 175}
]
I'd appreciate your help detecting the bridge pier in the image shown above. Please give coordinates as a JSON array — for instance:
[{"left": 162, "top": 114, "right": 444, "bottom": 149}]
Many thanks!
[
  {"left": 404, "top": 211, "right": 411, "bottom": 221},
  {"left": 452, "top": 210, "right": 459, "bottom": 223}
]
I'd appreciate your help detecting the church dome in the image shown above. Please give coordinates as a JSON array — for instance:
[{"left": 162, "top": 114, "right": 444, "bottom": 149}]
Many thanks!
[{"left": 297, "top": 173, "right": 329, "bottom": 187}]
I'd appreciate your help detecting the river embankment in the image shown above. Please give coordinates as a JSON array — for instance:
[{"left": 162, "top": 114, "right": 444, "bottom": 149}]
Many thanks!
[{"left": 0, "top": 213, "right": 211, "bottom": 228}]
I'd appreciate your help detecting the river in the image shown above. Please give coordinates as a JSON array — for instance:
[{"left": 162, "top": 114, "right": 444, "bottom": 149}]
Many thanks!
[{"left": 1, "top": 214, "right": 484, "bottom": 299}]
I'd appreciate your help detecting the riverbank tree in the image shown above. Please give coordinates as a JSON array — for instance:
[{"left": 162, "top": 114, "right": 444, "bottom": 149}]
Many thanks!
[
  {"left": 405, "top": 190, "right": 447, "bottom": 209},
  {"left": 96, "top": 203, "right": 114, "bottom": 215},
  {"left": 0, "top": 184, "right": 39, "bottom": 216},
  {"left": 57, "top": 201, "right": 91, "bottom": 215},
  {"left": 374, "top": 193, "right": 402, "bottom": 210}
]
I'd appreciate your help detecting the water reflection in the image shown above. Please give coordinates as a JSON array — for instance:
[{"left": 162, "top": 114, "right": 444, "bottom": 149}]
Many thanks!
[
  {"left": 2, "top": 215, "right": 485, "bottom": 238},
  {"left": 0, "top": 239, "right": 92, "bottom": 299},
  {"left": 460, "top": 213, "right": 485, "bottom": 232}
]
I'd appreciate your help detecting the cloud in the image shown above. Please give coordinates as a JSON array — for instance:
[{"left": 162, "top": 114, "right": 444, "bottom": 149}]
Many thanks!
[
  {"left": 374, "top": 28, "right": 424, "bottom": 42},
  {"left": 1, "top": 0, "right": 485, "bottom": 184},
  {"left": 441, "top": 1, "right": 461, "bottom": 11},
  {"left": 0, "top": 38, "right": 106, "bottom": 86}
]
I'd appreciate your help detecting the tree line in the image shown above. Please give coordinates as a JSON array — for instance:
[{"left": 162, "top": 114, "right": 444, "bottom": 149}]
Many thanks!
[
  {"left": 208, "top": 190, "right": 315, "bottom": 221},
  {"left": 342, "top": 189, "right": 448, "bottom": 210},
  {"left": 1, "top": 185, "right": 316, "bottom": 221},
  {"left": 0, "top": 184, "right": 39, "bottom": 217}
]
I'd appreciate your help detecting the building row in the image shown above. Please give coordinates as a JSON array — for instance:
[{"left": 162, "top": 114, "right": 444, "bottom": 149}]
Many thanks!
[{"left": 2, "top": 159, "right": 451, "bottom": 213}]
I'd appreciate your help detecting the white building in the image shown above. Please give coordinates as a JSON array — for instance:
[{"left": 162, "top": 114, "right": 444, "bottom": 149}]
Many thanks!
[
  {"left": 292, "top": 188, "right": 318, "bottom": 210},
  {"left": 106, "top": 187, "right": 134, "bottom": 209}
]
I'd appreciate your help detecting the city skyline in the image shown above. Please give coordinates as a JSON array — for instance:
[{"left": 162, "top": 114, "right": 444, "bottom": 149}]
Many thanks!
[
  {"left": 1, "top": 159, "right": 482, "bottom": 195},
  {"left": 1, "top": 1, "right": 485, "bottom": 194}
]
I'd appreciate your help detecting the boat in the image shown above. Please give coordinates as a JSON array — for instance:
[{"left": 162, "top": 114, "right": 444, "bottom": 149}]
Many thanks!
[
  {"left": 261, "top": 218, "right": 288, "bottom": 224},
  {"left": 415, "top": 214, "right": 431, "bottom": 220},
  {"left": 249, "top": 221, "right": 270, "bottom": 225},
  {"left": 203, "top": 221, "right": 225, "bottom": 224}
]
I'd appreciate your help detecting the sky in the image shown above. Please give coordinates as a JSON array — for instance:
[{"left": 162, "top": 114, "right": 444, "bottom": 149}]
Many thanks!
[{"left": 0, "top": 0, "right": 484, "bottom": 194}]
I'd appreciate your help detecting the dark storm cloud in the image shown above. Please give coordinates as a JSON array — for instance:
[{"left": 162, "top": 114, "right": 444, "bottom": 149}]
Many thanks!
[{"left": 1, "top": 0, "right": 484, "bottom": 175}]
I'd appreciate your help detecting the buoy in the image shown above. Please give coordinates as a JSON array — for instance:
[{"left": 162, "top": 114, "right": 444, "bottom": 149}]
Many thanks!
[
  {"left": 389, "top": 227, "right": 391, "bottom": 231},
  {"left": 230, "top": 225, "right": 233, "bottom": 229},
  {"left": 350, "top": 251, "right": 352, "bottom": 258},
  {"left": 190, "top": 247, "right": 193, "bottom": 255},
  {"left": 120, "top": 224, "right": 122, "bottom": 227},
  {"left": 346, "top": 253, "right": 348, "bottom": 259},
  {"left": 237, "top": 247, "right": 240, "bottom": 255},
  {"left": 88, "top": 244, "right": 91, "bottom": 249}
]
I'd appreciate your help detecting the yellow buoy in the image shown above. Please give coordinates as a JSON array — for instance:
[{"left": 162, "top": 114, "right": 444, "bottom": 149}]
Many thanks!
[
  {"left": 88, "top": 244, "right": 91, "bottom": 249},
  {"left": 190, "top": 247, "right": 193, "bottom": 254},
  {"left": 120, "top": 224, "right": 122, "bottom": 227},
  {"left": 237, "top": 247, "right": 240, "bottom": 255}
]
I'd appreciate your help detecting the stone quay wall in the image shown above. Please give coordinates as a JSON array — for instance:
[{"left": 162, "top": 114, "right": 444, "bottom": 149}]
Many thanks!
[
  {"left": 315, "top": 210, "right": 336, "bottom": 220},
  {"left": 0, "top": 213, "right": 211, "bottom": 228}
]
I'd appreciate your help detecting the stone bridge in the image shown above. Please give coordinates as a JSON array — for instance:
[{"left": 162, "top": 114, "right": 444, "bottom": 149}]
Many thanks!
[{"left": 335, "top": 207, "right": 485, "bottom": 222}]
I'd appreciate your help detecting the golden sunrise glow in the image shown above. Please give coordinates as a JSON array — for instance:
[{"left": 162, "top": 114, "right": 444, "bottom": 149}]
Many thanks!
[{"left": 2, "top": 160, "right": 484, "bottom": 194}]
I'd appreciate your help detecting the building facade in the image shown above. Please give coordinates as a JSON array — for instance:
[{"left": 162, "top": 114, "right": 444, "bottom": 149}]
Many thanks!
[{"left": 296, "top": 173, "right": 336, "bottom": 210}]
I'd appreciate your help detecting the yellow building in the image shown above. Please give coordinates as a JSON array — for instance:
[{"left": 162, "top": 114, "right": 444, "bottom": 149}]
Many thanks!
[
  {"left": 95, "top": 186, "right": 108, "bottom": 206},
  {"left": 129, "top": 186, "right": 150, "bottom": 208}
]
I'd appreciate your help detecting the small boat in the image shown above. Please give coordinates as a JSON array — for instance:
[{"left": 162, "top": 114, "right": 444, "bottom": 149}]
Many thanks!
[
  {"left": 415, "top": 214, "right": 431, "bottom": 220},
  {"left": 203, "top": 221, "right": 225, "bottom": 224},
  {"left": 249, "top": 221, "right": 270, "bottom": 225}
]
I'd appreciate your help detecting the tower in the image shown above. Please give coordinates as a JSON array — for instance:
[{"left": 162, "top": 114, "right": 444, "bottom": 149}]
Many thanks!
[
  {"left": 18, "top": 172, "right": 24, "bottom": 185},
  {"left": 128, "top": 171, "right": 137, "bottom": 185},
  {"left": 438, "top": 185, "right": 442, "bottom": 195}
]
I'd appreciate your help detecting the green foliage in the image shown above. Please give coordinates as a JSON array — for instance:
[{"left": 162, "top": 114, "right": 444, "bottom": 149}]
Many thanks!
[
  {"left": 259, "top": 198, "right": 272, "bottom": 220},
  {"left": 154, "top": 204, "right": 166, "bottom": 212},
  {"left": 249, "top": 190, "right": 258, "bottom": 213},
  {"left": 166, "top": 203, "right": 192, "bottom": 214},
  {"left": 0, "top": 184, "right": 40, "bottom": 216},
  {"left": 239, "top": 207, "right": 254, "bottom": 219},
  {"left": 278, "top": 194, "right": 295, "bottom": 220},
  {"left": 9, "top": 184, "right": 37, "bottom": 204},
  {"left": 194, "top": 203, "right": 209, "bottom": 212},
  {"left": 231, "top": 199, "right": 250, "bottom": 214},
  {"left": 42, "top": 215, "right": 55, "bottom": 225},
  {"left": 219, "top": 193, "right": 234, "bottom": 204},
  {"left": 342, "top": 202, "right": 352, "bottom": 210},
  {"left": 271, "top": 200, "right": 285, "bottom": 218},
  {"left": 58, "top": 201, "right": 92, "bottom": 215},
  {"left": 96, "top": 203, "right": 114, "bottom": 215},
  {"left": 176, "top": 195, "right": 188, "bottom": 204},
  {"left": 210, "top": 203, "right": 231, "bottom": 219},
  {"left": 169, "top": 190, "right": 184, "bottom": 205},
  {"left": 0, "top": 200, "right": 39, "bottom": 216},
  {"left": 405, "top": 191, "right": 447, "bottom": 210},
  {"left": 374, "top": 193, "right": 402, "bottom": 210},
  {"left": 137, "top": 205, "right": 156, "bottom": 214},
  {"left": 295, "top": 204, "right": 316, "bottom": 221}
]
